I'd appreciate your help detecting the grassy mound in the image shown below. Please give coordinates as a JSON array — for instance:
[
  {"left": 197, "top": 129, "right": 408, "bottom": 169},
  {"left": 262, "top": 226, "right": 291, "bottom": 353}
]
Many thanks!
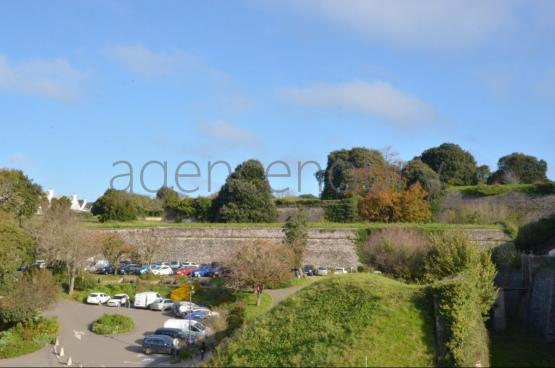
[
  {"left": 209, "top": 274, "right": 436, "bottom": 367},
  {"left": 91, "top": 314, "right": 134, "bottom": 336}
]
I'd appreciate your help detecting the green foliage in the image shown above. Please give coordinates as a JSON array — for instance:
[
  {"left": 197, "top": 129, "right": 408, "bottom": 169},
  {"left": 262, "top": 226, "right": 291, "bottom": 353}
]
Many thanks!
[
  {"left": 420, "top": 143, "right": 478, "bottom": 186},
  {"left": 401, "top": 158, "right": 442, "bottom": 198},
  {"left": 212, "top": 160, "right": 277, "bottom": 223},
  {"left": 324, "top": 197, "right": 359, "bottom": 222},
  {"left": 283, "top": 209, "right": 308, "bottom": 269},
  {"left": 0, "top": 215, "right": 34, "bottom": 286},
  {"left": 192, "top": 196, "right": 213, "bottom": 221},
  {"left": 433, "top": 278, "right": 490, "bottom": 367},
  {"left": 209, "top": 274, "right": 436, "bottom": 367},
  {"left": 0, "top": 169, "right": 43, "bottom": 220},
  {"left": 274, "top": 196, "right": 322, "bottom": 206},
  {"left": 515, "top": 216, "right": 555, "bottom": 253},
  {"left": 0, "top": 270, "right": 59, "bottom": 324},
  {"left": 156, "top": 186, "right": 180, "bottom": 207},
  {"left": 424, "top": 231, "right": 497, "bottom": 317},
  {"left": 490, "top": 152, "right": 548, "bottom": 184},
  {"left": 320, "top": 147, "right": 387, "bottom": 199},
  {"left": 454, "top": 183, "right": 555, "bottom": 197},
  {"left": 0, "top": 317, "right": 59, "bottom": 359},
  {"left": 91, "top": 314, "right": 134, "bottom": 335},
  {"left": 92, "top": 189, "right": 144, "bottom": 222}
]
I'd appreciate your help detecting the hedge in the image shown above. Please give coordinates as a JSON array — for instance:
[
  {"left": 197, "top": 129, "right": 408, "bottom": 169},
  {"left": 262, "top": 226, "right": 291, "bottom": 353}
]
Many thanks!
[
  {"left": 433, "top": 277, "right": 490, "bottom": 367},
  {"left": 454, "top": 183, "right": 555, "bottom": 197},
  {"left": 515, "top": 215, "right": 555, "bottom": 253},
  {"left": 324, "top": 197, "right": 359, "bottom": 222},
  {"left": 91, "top": 314, "right": 134, "bottom": 335}
]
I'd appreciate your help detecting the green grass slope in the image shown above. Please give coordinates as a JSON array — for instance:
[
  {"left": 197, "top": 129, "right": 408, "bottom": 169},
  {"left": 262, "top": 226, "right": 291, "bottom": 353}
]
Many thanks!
[{"left": 209, "top": 274, "right": 436, "bottom": 367}]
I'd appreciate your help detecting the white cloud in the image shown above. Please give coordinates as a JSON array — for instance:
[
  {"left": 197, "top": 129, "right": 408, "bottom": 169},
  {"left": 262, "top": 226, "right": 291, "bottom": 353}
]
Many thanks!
[
  {"left": 199, "top": 121, "right": 258, "bottom": 147},
  {"left": 282, "top": 80, "right": 435, "bottom": 124},
  {"left": 0, "top": 55, "right": 82, "bottom": 101},
  {"left": 110, "top": 44, "right": 197, "bottom": 78},
  {"left": 7, "top": 153, "right": 32, "bottom": 166},
  {"left": 280, "top": 0, "right": 515, "bottom": 49}
]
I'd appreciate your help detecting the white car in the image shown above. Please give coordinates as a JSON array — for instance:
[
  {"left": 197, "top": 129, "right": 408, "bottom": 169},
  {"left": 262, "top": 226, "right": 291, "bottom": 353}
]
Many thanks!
[
  {"left": 334, "top": 267, "right": 348, "bottom": 275},
  {"left": 86, "top": 292, "right": 111, "bottom": 305},
  {"left": 173, "top": 302, "right": 201, "bottom": 317},
  {"left": 151, "top": 265, "right": 174, "bottom": 276},
  {"left": 149, "top": 298, "right": 175, "bottom": 311},
  {"left": 107, "top": 294, "right": 130, "bottom": 307},
  {"left": 181, "top": 261, "right": 199, "bottom": 268},
  {"left": 317, "top": 267, "right": 329, "bottom": 276}
]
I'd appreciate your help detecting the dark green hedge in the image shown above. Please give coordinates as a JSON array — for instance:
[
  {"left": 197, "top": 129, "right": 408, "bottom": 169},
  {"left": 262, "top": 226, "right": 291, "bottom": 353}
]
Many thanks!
[
  {"left": 515, "top": 216, "right": 555, "bottom": 253},
  {"left": 456, "top": 183, "right": 555, "bottom": 197},
  {"left": 324, "top": 197, "right": 359, "bottom": 222}
]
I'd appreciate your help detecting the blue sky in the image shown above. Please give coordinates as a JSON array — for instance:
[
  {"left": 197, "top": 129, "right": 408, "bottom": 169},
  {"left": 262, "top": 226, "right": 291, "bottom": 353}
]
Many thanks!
[{"left": 1, "top": 0, "right": 554, "bottom": 200}]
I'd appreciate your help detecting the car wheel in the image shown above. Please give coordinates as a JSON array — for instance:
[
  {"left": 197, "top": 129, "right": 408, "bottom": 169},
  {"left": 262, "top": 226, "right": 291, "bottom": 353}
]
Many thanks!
[{"left": 144, "top": 348, "right": 152, "bottom": 355}]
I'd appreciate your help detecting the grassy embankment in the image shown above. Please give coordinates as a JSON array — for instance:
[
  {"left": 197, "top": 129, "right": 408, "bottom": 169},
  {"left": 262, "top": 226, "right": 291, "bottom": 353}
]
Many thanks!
[
  {"left": 449, "top": 183, "right": 555, "bottom": 197},
  {"left": 209, "top": 273, "right": 436, "bottom": 367}
]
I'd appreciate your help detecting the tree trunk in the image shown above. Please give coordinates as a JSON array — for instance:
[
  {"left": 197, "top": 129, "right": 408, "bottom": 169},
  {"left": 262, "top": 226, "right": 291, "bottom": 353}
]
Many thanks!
[
  {"left": 68, "top": 267, "right": 76, "bottom": 295},
  {"left": 256, "top": 291, "right": 261, "bottom": 307}
]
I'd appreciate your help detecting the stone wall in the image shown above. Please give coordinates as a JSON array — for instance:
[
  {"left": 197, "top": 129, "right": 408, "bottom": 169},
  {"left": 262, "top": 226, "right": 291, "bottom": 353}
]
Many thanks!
[{"left": 102, "top": 227, "right": 510, "bottom": 270}]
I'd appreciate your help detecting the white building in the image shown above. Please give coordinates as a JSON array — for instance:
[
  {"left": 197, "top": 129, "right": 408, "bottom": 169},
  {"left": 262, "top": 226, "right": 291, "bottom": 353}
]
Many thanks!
[{"left": 46, "top": 189, "right": 93, "bottom": 212}]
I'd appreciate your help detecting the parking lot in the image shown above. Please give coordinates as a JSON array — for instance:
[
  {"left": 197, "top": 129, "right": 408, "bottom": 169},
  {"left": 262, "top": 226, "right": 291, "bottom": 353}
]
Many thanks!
[{"left": 0, "top": 299, "right": 200, "bottom": 367}]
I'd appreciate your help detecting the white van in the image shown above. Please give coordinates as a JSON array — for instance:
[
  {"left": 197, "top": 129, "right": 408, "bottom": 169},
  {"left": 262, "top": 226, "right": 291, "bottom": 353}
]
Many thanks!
[
  {"left": 134, "top": 292, "right": 161, "bottom": 309},
  {"left": 163, "top": 319, "right": 206, "bottom": 338}
]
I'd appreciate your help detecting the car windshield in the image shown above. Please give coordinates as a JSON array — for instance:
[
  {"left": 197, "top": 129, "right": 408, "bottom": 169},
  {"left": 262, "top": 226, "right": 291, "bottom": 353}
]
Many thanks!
[
  {"left": 90, "top": 293, "right": 99, "bottom": 297},
  {"left": 113, "top": 295, "right": 125, "bottom": 299}
]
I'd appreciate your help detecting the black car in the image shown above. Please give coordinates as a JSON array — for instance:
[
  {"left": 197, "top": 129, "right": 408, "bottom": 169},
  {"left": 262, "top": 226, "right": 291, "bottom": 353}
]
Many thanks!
[
  {"left": 96, "top": 265, "right": 115, "bottom": 275},
  {"left": 142, "top": 335, "right": 177, "bottom": 355},
  {"left": 303, "top": 265, "right": 315, "bottom": 276},
  {"left": 154, "top": 328, "right": 189, "bottom": 341}
]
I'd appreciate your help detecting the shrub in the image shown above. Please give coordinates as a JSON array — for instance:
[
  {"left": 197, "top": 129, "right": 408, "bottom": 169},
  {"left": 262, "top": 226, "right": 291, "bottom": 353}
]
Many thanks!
[
  {"left": 0, "top": 317, "right": 59, "bottom": 359},
  {"left": 515, "top": 216, "right": 555, "bottom": 253},
  {"left": 359, "top": 190, "right": 401, "bottom": 223},
  {"left": 424, "top": 231, "right": 497, "bottom": 317},
  {"left": 91, "top": 314, "right": 134, "bottom": 335},
  {"left": 434, "top": 278, "right": 490, "bottom": 367},
  {"left": 360, "top": 228, "right": 429, "bottom": 281},
  {"left": 73, "top": 274, "right": 99, "bottom": 291},
  {"left": 171, "top": 280, "right": 202, "bottom": 301},
  {"left": 324, "top": 197, "right": 359, "bottom": 222},
  {"left": 438, "top": 201, "right": 518, "bottom": 226}
]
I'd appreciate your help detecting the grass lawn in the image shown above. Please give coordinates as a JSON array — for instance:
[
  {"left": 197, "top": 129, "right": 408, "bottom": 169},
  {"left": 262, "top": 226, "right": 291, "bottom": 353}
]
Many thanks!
[
  {"left": 490, "top": 323, "right": 555, "bottom": 367},
  {"left": 209, "top": 273, "right": 436, "bottom": 367}
]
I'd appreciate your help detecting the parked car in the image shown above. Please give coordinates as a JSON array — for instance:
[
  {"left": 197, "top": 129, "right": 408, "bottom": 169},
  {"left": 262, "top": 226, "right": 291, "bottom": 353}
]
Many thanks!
[
  {"left": 182, "top": 308, "right": 219, "bottom": 321},
  {"left": 151, "top": 265, "right": 173, "bottom": 276},
  {"left": 334, "top": 267, "right": 348, "bottom": 275},
  {"left": 134, "top": 292, "right": 162, "bottom": 309},
  {"left": 192, "top": 265, "right": 216, "bottom": 278},
  {"left": 142, "top": 335, "right": 178, "bottom": 356},
  {"left": 181, "top": 261, "right": 199, "bottom": 268},
  {"left": 107, "top": 294, "right": 130, "bottom": 307},
  {"left": 175, "top": 266, "right": 196, "bottom": 277},
  {"left": 317, "top": 267, "right": 329, "bottom": 276},
  {"left": 163, "top": 319, "right": 206, "bottom": 339},
  {"left": 303, "top": 265, "right": 315, "bottom": 276},
  {"left": 172, "top": 302, "right": 200, "bottom": 317},
  {"left": 170, "top": 261, "right": 181, "bottom": 271},
  {"left": 95, "top": 265, "right": 115, "bottom": 275},
  {"left": 149, "top": 298, "right": 174, "bottom": 311},
  {"left": 86, "top": 292, "right": 111, "bottom": 305},
  {"left": 154, "top": 328, "right": 190, "bottom": 344}
]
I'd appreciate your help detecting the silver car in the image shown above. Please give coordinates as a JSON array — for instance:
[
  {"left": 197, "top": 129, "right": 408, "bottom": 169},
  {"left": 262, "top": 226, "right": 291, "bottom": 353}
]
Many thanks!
[{"left": 149, "top": 298, "right": 174, "bottom": 311}]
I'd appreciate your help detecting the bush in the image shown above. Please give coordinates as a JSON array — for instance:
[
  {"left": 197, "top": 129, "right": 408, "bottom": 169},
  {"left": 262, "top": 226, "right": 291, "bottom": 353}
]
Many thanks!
[
  {"left": 360, "top": 228, "right": 429, "bottom": 281},
  {"left": 324, "top": 197, "right": 359, "bottom": 222},
  {"left": 91, "top": 314, "right": 134, "bottom": 335},
  {"left": 74, "top": 274, "right": 99, "bottom": 291},
  {"left": 433, "top": 278, "right": 490, "bottom": 367},
  {"left": 515, "top": 216, "right": 555, "bottom": 253},
  {"left": 424, "top": 231, "right": 497, "bottom": 317},
  {"left": 0, "top": 317, "right": 59, "bottom": 359}
]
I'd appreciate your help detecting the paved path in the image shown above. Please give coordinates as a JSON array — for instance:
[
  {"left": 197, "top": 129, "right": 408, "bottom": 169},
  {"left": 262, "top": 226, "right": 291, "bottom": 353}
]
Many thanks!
[{"left": 0, "top": 299, "right": 186, "bottom": 367}]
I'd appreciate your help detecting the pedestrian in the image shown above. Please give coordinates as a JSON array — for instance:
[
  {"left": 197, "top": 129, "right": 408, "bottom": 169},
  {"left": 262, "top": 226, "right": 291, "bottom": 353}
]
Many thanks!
[{"left": 200, "top": 341, "right": 206, "bottom": 361}]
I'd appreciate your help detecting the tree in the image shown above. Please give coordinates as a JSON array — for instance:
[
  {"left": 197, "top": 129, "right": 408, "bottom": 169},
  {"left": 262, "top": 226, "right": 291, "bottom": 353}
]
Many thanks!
[
  {"left": 92, "top": 189, "right": 143, "bottom": 222},
  {"left": 36, "top": 204, "right": 97, "bottom": 295},
  {"left": 0, "top": 169, "right": 43, "bottom": 221},
  {"left": 399, "top": 183, "right": 432, "bottom": 223},
  {"left": 420, "top": 143, "right": 478, "bottom": 186},
  {"left": 491, "top": 153, "right": 548, "bottom": 184},
  {"left": 359, "top": 190, "right": 401, "bottom": 223},
  {"left": 228, "top": 240, "right": 293, "bottom": 306},
  {"left": 100, "top": 233, "right": 134, "bottom": 275},
  {"left": 0, "top": 213, "right": 35, "bottom": 287},
  {"left": 320, "top": 147, "right": 387, "bottom": 199},
  {"left": 212, "top": 160, "right": 278, "bottom": 223},
  {"left": 401, "top": 158, "right": 442, "bottom": 198},
  {"left": 475, "top": 165, "right": 491, "bottom": 185},
  {"left": 283, "top": 209, "right": 308, "bottom": 276},
  {"left": 170, "top": 280, "right": 202, "bottom": 302},
  {"left": 156, "top": 186, "right": 180, "bottom": 208},
  {"left": 138, "top": 229, "right": 163, "bottom": 266}
]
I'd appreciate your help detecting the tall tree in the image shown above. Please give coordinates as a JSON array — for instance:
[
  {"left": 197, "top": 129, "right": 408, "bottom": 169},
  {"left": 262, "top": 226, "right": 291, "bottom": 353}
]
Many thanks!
[
  {"left": 490, "top": 153, "right": 548, "bottom": 184},
  {"left": 420, "top": 143, "right": 478, "bottom": 186},
  {"left": 212, "top": 160, "right": 277, "bottom": 223},
  {"left": 228, "top": 240, "right": 293, "bottom": 306},
  {"left": 36, "top": 204, "right": 97, "bottom": 295},
  {"left": 0, "top": 212, "right": 35, "bottom": 290},
  {"left": 100, "top": 233, "right": 134, "bottom": 274},
  {"left": 401, "top": 158, "right": 442, "bottom": 199},
  {"left": 0, "top": 169, "right": 43, "bottom": 221},
  {"left": 138, "top": 229, "right": 163, "bottom": 266},
  {"left": 283, "top": 209, "right": 308, "bottom": 276},
  {"left": 156, "top": 186, "right": 180, "bottom": 208}
]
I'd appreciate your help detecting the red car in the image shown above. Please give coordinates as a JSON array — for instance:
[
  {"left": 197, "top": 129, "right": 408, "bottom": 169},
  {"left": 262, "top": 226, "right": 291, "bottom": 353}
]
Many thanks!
[{"left": 175, "top": 266, "right": 197, "bottom": 276}]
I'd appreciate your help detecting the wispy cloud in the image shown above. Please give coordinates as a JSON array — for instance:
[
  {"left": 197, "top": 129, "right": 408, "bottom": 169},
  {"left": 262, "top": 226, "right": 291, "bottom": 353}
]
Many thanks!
[
  {"left": 275, "top": 0, "right": 515, "bottom": 49},
  {"left": 198, "top": 121, "right": 258, "bottom": 147},
  {"left": 110, "top": 44, "right": 197, "bottom": 78},
  {"left": 7, "top": 153, "right": 33, "bottom": 166},
  {"left": 281, "top": 80, "right": 435, "bottom": 124},
  {"left": 0, "top": 55, "right": 83, "bottom": 101}
]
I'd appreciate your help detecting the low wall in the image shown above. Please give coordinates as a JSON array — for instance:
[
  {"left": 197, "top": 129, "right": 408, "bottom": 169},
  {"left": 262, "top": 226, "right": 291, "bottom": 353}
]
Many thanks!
[{"left": 102, "top": 227, "right": 511, "bottom": 270}]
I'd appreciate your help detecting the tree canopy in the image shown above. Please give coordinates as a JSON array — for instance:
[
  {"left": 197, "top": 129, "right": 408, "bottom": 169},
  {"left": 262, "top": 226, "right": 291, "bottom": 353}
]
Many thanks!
[
  {"left": 91, "top": 189, "right": 162, "bottom": 222},
  {"left": 0, "top": 169, "right": 43, "bottom": 220},
  {"left": 212, "top": 160, "right": 277, "bottom": 223},
  {"left": 420, "top": 143, "right": 478, "bottom": 186},
  {"left": 401, "top": 158, "right": 442, "bottom": 198},
  {"left": 489, "top": 153, "right": 548, "bottom": 184}
]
